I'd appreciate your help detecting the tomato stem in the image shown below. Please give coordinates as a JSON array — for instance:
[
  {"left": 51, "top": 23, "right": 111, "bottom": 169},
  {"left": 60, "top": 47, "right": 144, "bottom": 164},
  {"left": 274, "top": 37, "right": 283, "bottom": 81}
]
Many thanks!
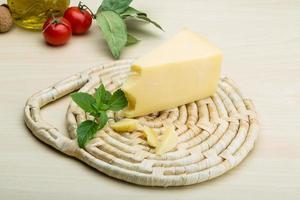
[
  {"left": 42, "top": 17, "right": 70, "bottom": 32},
  {"left": 52, "top": 18, "right": 60, "bottom": 24},
  {"left": 78, "top": 1, "right": 96, "bottom": 19},
  {"left": 42, "top": 17, "right": 60, "bottom": 33}
]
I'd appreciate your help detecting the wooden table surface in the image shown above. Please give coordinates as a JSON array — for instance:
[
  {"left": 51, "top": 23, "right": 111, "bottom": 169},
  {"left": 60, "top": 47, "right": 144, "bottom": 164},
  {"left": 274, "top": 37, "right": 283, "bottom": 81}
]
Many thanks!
[{"left": 1, "top": 0, "right": 300, "bottom": 199}]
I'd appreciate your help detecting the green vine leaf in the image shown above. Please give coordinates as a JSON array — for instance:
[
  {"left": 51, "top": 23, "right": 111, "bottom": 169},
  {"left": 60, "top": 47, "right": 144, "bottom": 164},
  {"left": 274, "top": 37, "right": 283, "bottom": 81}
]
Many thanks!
[
  {"left": 121, "top": 7, "right": 146, "bottom": 18},
  {"left": 100, "top": 0, "right": 133, "bottom": 14},
  {"left": 96, "top": 11, "right": 127, "bottom": 59},
  {"left": 136, "top": 15, "right": 164, "bottom": 31},
  {"left": 126, "top": 33, "right": 139, "bottom": 46}
]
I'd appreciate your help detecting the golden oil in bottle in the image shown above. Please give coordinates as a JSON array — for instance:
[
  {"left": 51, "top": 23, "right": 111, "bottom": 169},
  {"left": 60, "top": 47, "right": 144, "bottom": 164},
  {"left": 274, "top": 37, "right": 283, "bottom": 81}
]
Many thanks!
[{"left": 7, "top": 0, "right": 70, "bottom": 30}]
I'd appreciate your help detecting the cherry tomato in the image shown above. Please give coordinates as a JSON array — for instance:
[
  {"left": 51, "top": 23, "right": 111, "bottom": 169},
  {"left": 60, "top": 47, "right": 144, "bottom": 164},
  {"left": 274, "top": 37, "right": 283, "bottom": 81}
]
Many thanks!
[
  {"left": 64, "top": 6, "right": 93, "bottom": 35},
  {"left": 43, "top": 17, "right": 72, "bottom": 46}
]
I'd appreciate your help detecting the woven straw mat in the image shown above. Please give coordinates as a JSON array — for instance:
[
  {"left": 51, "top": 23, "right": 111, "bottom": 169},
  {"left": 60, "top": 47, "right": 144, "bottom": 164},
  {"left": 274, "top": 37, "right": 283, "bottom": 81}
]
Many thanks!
[{"left": 24, "top": 60, "right": 259, "bottom": 187}]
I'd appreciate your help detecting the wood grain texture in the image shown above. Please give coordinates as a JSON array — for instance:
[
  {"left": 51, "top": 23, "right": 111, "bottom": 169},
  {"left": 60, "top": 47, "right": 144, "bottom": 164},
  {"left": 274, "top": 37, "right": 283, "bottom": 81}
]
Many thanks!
[{"left": 0, "top": 0, "right": 299, "bottom": 199}]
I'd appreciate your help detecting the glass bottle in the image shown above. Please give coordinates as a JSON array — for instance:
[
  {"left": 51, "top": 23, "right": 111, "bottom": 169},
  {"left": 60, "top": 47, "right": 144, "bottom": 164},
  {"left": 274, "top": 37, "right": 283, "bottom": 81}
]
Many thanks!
[{"left": 7, "top": 0, "right": 70, "bottom": 31}]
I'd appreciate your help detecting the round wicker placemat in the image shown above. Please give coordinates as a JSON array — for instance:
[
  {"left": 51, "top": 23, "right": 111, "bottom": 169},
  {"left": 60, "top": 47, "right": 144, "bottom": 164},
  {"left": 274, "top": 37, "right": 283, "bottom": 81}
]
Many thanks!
[{"left": 24, "top": 60, "right": 259, "bottom": 187}]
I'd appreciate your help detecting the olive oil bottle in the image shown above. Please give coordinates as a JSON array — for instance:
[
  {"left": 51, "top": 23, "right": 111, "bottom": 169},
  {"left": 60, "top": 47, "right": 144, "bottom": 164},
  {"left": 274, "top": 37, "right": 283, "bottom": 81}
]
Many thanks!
[{"left": 7, "top": 0, "right": 70, "bottom": 30}]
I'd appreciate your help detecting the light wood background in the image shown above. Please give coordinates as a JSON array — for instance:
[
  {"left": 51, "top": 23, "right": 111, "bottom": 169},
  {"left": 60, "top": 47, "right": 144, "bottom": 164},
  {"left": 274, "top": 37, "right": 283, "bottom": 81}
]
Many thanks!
[{"left": 0, "top": 0, "right": 300, "bottom": 199}]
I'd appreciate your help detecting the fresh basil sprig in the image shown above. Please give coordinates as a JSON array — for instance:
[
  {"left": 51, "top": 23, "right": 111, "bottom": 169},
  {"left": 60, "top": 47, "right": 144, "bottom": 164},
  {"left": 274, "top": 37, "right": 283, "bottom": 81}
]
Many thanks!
[
  {"left": 96, "top": 0, "right": 163, "bottom": 59},
  {"left": 71, "top": 85, "right": 128, "bottom": 148}
]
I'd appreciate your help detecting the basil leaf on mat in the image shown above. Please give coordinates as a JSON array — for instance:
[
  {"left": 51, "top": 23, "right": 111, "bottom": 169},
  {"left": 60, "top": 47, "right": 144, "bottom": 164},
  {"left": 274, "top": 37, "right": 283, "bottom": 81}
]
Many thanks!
[
  {"left": 109, "top": 89, "right": 128, "bottom": 111},
  {"left": 97, "top": 111, "right": 109, "bottom": 129},
  {"left": 77, "top": 120, "right": 99, "bottom": 148},
  {"left": 95, "top": 84, "right": 112, "bottom": 108},
  {"left": 70, "top": 93, "right": 96, "bottom": 113},
  {"left": 71, "top": 84, "right": 128, "bottom": 148}
]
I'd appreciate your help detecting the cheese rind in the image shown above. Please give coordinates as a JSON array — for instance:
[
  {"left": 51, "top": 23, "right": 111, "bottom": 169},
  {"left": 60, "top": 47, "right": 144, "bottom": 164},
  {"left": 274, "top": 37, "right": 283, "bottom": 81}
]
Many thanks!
[{"left": 122, "top": 29, "right": 222, "bottom": 117}]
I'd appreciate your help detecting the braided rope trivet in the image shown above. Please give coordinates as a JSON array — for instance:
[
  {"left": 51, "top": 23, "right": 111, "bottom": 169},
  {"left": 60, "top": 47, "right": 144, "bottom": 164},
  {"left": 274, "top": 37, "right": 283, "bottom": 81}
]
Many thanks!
[{"left": 24, "top": 60, "right": 259, "bottom": 187}]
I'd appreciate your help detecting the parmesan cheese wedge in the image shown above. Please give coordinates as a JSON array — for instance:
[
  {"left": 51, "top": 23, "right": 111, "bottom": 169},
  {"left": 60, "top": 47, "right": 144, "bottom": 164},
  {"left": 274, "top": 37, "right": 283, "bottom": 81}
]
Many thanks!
[{"left": 122, "top": 29, "right": 222, "bottom": 118}]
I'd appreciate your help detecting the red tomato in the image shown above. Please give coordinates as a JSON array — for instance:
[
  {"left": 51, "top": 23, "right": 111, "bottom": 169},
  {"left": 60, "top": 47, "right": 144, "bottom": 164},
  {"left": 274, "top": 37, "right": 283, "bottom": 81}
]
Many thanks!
[
  {"left": 64, "top": 7, "right": 93, "bottom": 35},
  {"left": 43, "top": 17, "right": 72, "bottom": 46}
]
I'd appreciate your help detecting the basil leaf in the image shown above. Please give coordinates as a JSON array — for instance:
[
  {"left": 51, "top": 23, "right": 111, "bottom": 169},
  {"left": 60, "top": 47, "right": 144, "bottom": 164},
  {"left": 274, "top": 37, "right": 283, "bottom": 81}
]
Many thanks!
[
  {"left": 96, "top": 11, "right": 127, "bottom": 59},
  {"left": 109, "top": 89, "right": 128, "bottom": 111},
  {"left": 120, "top": 7, "right": 163, "bottom": 31},
  {"left": 97, "top": 111, "right": 109, "bottom": 129},
  {"left": 126, "top": 33, "right": 139, "bottom": 46},
  {"left": 95, "top": 84, "right": 112, "bottom": 107},
  {"left": 121, "top": 7, "right": 146, "bottom": 18},
  {"left": 100, "top": 0, "right": 132, "bottom": 14},
  {"left": 77, "top": 120, "right": 99, "bottom": 148},
  {"left": 73, "top": 84, "right": 129, "bottom": 148},
  {"left": 137, "top": 15, "right": 164, "bottom": 31},
  {"left": 71, "top": 92, "right": 96, "bottom": 113}
]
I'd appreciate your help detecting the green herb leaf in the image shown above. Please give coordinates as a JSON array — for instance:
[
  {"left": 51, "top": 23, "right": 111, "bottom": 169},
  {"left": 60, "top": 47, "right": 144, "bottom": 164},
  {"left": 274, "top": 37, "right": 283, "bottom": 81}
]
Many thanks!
[
  {"left": 71, "top": 93, "right": 96, "bottom": 113},
  {"left": 96, "top": 11, "right": 127, "bottom": 59},
  {"left": 137, "top": 15, "right": 164, "bottom": 31},
  {"left": 73, "top": 82, "right": 128, "bottom": 148},
  {"left": 126, "top": 33, "right": 139, "bottom": 46},
  {"left": 121, "top": 7, "right": 146, "bottom": 18},
  {"left": 77, "top": 120, "right": 99, "bottom": 148},
  {"left": 100, "top": 0, "right": 133, "bottom": 14},
  {"left": 97, "top": 111, "right": 109, "bottom": 129},
  {"left": 120, "top": 7, "right": 163, "bottom": 31},
  {"left": 109, "top": 89, "right": 128, "bottom": 111},
  {"left": 95, "top": 84, "right": 112, "bottom": 107}
]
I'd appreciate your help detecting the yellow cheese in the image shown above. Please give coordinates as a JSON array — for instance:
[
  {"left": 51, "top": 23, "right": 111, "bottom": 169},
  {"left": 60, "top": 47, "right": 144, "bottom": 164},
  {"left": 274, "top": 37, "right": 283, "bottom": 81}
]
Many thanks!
[
  {"left": 143, "top": 127, "right": 158, "bottom": 147},
  {"left": 122, "top": 29, "right": 222, "bottom": 117},
  {"left": 110, "top": 119, "right": 139, "bottom": 133},
  {"left": 156, "top": 125, "right": 178, "bottom": 155}
]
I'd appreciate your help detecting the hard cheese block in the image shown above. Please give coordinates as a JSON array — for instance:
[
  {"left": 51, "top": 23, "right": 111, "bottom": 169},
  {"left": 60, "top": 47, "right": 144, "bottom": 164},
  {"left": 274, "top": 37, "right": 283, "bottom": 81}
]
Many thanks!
[{"left": 122, "top": 29, "right": 222, "bottom": 118}]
